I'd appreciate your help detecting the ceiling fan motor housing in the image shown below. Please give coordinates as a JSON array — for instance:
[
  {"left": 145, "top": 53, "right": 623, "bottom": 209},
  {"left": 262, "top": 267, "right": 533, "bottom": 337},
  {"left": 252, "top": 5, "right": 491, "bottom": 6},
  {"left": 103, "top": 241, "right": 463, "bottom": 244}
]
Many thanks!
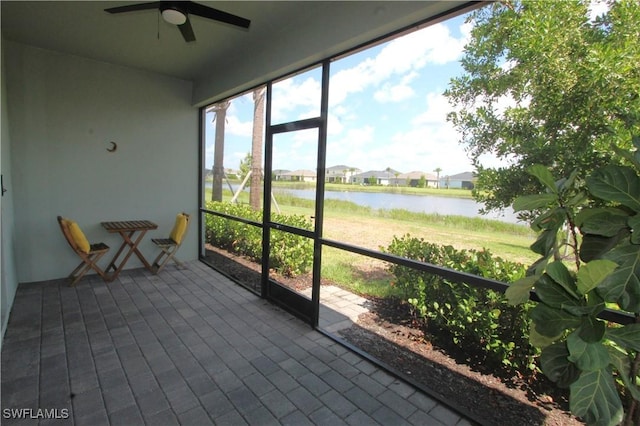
[{"left": 160, "top": 3, "right": 187, "bottom": 25}]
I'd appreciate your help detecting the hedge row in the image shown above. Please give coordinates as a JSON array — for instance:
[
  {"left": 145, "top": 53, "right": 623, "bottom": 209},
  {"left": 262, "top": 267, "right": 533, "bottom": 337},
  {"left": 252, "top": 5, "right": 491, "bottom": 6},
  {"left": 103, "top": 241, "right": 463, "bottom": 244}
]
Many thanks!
[
  {"left": 204, "top": 201, "right": 313, "bottom": 277},
  {"left": 384, "top": 234, "right": 538, "bottom": 372}
]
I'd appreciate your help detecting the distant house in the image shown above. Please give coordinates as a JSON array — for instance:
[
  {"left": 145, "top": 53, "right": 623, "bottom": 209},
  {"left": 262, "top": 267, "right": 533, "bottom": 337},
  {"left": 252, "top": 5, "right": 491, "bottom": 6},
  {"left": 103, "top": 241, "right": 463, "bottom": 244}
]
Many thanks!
[
  {"left": 325, "top": 165, "right": 361, "bottom": 183},
  {"left": 395, "top": 171, "right": 438, "bottom": 187},
  {"left": 352, "top": 169, "right": 400, "bottom": 186},
  {"left": 225, "top": 168, "right": 241, "bottom": 179},
  {"left": 279, "top": 169, "right": 317, "bottom": 182},
  {"left": 272, "top": 169, "right": 291, "bottom": 180},
  {"left": 442, "top": 171, "right": 475, "bottom": 189}
]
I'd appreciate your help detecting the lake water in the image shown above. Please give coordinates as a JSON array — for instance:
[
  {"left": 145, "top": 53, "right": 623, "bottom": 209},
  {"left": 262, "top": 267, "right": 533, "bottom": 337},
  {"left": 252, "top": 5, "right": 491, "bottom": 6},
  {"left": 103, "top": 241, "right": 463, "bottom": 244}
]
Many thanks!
[
  {"left": 208, "top": 182, "right": 521, "bottom": 224},
  {"left": 274, "top": 188, "right": 521, "bottom": 224}
]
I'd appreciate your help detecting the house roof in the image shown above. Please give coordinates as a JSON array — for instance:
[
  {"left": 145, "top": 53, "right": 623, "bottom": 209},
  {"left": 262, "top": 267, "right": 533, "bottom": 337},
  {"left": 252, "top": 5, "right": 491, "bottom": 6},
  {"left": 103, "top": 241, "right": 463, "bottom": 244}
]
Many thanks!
[
  {"left": 353, "top": 169, "right": 401, "bottom": 179},
  {"left": 397, "top": 171, "right": 437, "bottom": 180},
  {"left": 281, "top": 169, "right": 317, "bottom": 177},
  {"left": 326, "top": 165, "right": 360, "bottom": 173},
  {"left": 447, "top": 171, "right": 475, "bottom": 181}
]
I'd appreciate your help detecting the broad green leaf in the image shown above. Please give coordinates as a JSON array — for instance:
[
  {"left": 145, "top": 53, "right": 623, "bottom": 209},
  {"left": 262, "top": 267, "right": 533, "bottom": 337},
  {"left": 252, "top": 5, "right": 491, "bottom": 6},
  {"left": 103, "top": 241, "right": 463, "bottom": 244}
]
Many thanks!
[
  {"left": 576, "top": 207, "right": 614, "bottom": 227},
  {"left": 527, "top": 256, "right": 549, "bottom": 276},
  {"left": 531, "top": 207, "right": 566, "bottom": 233},
  {"left": 566, "top": 190, "right": 587, "bottom": 208},
  {"left": 535, "top": 274, "right": 580, "bottom": 309},
  {"left": 600, "top": 245, "right": 640, "bottom": 312},
  {"left": 528, "top": 164, "right": 558, "bottom": 193},
  {"left": 606, "top": 324, "right": 640, "bottom": 351},
  {"left": 580, "top": 232, "right": 628, "bottom": 263},
  {"left": 558, "top": 169, "right": 579, "bottom": 194},
  {"left": 567, "top": 332, "right": 610, "bottom": 371},
  {"left": 505, "top": 275, "right": 536, "bottom": 305},
  {"left": 562, "top": 302, "right": 605, "bottom": 317},
  {"left": 580, "top": 211, "right": 629, "bottom": 237},
  {"left": 531, "top": 304, "right": 582, "bottom": 337},
  {"left": 513, "top": 193, "right": 557, "bottom": 212},
  {"left": 628, "top": 214, "right": 640, "bottom": 244},
  {"left": 539, "top": 342, "right": 580, "bottom": 388},
  {"left": 606, "top": 346, "right": 629, "bottom": 377},
  {"left": 569, "top": 368, "right": 623, "bottom": 426},
  {"left": 530, "top": 230, "right": 554, "bottom": 257},
  {"left": 587, "top": 165, "right": 640, "bottom": 212},
  {"left": 546, "top": 261, "right": 580, "bottom": 299},
  {"left": 529, "top": 323, "right": 561, "bottom": 348},
  {"left": 576, "top": 260, "right": 617, "bottom": 295},
  {"left": 577, "top": 316, "right": 606, "bottom": 344}
]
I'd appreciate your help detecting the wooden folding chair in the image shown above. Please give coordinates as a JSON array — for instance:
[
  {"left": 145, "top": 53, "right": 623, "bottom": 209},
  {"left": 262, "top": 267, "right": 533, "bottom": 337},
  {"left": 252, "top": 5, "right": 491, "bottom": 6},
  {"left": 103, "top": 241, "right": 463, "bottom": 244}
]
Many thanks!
[
  {"left": 151, "top": 213, "right": 190, "bottom": 274},
  {"left": 57, "top": 216, "right": 110, "bottom": 286}
]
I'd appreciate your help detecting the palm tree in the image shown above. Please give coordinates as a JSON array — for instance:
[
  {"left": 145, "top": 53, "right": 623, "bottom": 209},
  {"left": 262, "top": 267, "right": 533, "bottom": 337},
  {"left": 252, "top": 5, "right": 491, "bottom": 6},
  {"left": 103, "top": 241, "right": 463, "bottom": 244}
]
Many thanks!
[
  {"left": 210, "top": 100, "right": 230, "bottom": 201},
  {"left": 348, "top": 168, "right": 356, "bottom": 184},
  {"left": 433, "top": 167, "right": 442, "bottom": 189},
  {"left": 250, "top": 87, "right": 265, "bottom": 210}
]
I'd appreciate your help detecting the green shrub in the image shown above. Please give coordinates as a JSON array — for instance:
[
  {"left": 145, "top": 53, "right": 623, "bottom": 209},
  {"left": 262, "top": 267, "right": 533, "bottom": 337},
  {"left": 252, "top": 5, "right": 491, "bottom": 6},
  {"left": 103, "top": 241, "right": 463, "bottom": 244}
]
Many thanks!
[
  {"left": 205, "top": 201, "right": 313, "bottom": 277},
  {"left": 384, "top": 234, "right": 537, "bottom": 372}
]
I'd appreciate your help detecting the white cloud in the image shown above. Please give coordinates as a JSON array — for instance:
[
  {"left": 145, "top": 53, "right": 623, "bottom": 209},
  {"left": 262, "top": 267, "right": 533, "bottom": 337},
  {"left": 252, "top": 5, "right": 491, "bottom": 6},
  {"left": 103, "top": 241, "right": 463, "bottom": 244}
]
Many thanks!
[
  {"left": 272, "top": 128, "right": 319, "bottom": 170},
  {"left": 330, "top": 22, "right": 468, "bottom": 107},
  {"left": 271, "top": 75, "right": 322, "bottom": 122},
  {"left": 225, "top": 114, "right": 252, "bottom": 137},
  {"left": 383, "top": 124, "right": 471, "bottom": 175},
  {"left": 374, "top": 71, "right": 418, "bottom": 103},
  {"left": 326, "top": 125, "right": 375, "bottom": 167},
  {"left": 413, "top": 92, "right": 451, "bottom": 126}
]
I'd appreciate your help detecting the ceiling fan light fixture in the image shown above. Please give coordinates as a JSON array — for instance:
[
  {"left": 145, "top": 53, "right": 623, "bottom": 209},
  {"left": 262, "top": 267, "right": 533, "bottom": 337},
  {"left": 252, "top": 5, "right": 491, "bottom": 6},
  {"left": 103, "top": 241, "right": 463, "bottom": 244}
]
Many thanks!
[{"left": 161, "top": 8, "right": 187, "bottom": 25}]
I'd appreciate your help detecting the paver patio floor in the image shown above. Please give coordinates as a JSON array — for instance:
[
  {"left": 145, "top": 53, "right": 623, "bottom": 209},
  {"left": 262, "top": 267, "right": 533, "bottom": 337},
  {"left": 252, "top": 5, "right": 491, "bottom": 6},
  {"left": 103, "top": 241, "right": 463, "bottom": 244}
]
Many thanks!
[{"left": 1, "top": 261, "right": 473, "bottom": 425}]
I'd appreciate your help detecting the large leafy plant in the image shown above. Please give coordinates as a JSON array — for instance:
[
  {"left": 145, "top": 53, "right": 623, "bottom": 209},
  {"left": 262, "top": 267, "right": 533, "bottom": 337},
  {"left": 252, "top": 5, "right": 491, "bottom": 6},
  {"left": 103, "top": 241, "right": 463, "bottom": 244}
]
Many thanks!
[{"left": 506, "top": 147, "right": 640, "bottom": 425}]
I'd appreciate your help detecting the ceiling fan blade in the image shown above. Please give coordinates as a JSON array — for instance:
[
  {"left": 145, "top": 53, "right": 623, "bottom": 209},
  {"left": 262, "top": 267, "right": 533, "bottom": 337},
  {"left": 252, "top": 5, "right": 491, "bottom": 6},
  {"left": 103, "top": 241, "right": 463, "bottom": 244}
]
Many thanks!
[
  {"left": 104, "top": 2, "right": 162, "bottom": 14},
  {"left": 184, "top": 1, "right": 250, "bottom": 29},
  {"left": 178, "top": 18, "right": 196, "bottom": 42}
]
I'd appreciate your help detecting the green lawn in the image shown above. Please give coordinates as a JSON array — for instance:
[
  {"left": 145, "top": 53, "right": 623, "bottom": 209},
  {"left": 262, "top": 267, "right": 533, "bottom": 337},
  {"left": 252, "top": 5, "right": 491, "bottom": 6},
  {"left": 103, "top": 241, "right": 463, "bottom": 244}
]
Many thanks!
[{"left": 204, "top": 187, "right": 537, "bottom": 297}]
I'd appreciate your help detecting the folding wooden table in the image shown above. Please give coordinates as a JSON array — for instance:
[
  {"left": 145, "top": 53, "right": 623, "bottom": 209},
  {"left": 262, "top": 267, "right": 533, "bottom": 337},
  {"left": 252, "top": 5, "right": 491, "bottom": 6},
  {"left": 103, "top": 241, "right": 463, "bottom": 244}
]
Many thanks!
[{"left": 101, "top": 220, "right": 158, "bottom": 281}]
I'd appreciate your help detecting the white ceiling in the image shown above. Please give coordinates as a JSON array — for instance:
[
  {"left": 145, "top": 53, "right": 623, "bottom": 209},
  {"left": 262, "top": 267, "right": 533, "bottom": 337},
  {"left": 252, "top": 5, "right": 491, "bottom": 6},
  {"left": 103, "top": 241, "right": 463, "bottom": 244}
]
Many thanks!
[{"left": 1, "top": 1, "right": 480, "bottom": 105}]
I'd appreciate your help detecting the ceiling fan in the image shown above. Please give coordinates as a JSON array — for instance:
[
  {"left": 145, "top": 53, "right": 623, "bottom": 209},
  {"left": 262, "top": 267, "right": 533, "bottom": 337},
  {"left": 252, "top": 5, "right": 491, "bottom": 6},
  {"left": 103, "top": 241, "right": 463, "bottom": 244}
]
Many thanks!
[{"left": 105, "top": 1, "right": 251, "bottom": 43}]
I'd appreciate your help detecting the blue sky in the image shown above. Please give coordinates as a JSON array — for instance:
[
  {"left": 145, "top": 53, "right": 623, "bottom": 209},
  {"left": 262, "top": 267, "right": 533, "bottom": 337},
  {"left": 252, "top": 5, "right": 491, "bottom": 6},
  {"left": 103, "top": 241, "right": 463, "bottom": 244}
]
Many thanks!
[
  {"left": 204, "top": 11, "right": 502, "bottom": 177},
  {"left": 204, "top": 2, "right": 611, "bottom": 177}
]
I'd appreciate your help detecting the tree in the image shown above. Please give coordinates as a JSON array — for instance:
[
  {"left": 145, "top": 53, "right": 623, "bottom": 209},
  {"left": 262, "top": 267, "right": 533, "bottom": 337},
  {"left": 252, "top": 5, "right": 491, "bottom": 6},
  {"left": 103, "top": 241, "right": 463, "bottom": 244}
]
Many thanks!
[
  {"left": 239, "top": 152, "right": 251, "bottom": 180},
  {"left": 433, "top": 167, "right": 442, "bottom": 188},
  {"left": 210, "top": 100, "right": 230, "bottom": 201},
  {"left": 445, "top": 0, "right": 640, "bottom": 214},
  {"left": 250, "top": 87, "right": 266, "bottom": 210}
]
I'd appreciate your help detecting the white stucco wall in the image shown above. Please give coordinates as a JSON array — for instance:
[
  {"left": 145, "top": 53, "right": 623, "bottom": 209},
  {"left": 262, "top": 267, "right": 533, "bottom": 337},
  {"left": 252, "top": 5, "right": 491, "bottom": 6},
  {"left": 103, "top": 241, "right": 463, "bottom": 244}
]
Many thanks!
[
  {"left": 1, "top": 38, "right": 19, "bottom": 346},
  {"left": 4, "top": 41, "right": 198, "bottom": 283}
]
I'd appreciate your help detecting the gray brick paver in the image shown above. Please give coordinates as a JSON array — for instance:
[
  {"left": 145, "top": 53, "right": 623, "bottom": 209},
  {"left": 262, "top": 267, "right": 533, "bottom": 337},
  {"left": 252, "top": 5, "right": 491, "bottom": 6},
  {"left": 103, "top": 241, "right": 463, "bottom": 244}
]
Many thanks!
[
  {"left": 429, "top": 404, "right": 462, "bottom": 425},
  {"left": 280, "top": 410, "right": 315, "bottom": 426},
  {"left": 377, "top": 388, "right": 418, "bottom": 418},
  {"left": 371, "top": 405, "right": 410, "bottom": 425},
  {"left": 199, "top": 389, "right": 235, "bottom": 418},
  {"left": 102, "top": 384, "right": 136, "bottom": 414}
]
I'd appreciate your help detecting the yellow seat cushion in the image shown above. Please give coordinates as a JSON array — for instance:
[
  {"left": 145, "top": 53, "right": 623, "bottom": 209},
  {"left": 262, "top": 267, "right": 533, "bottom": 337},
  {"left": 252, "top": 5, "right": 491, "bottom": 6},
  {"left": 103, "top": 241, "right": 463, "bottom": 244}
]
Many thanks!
[
  {"left": 169, "top": 214, "right": 188, "bottom": 244},
  {"left": 68, "top": 221, "right": 91, "bottom": 253}
]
